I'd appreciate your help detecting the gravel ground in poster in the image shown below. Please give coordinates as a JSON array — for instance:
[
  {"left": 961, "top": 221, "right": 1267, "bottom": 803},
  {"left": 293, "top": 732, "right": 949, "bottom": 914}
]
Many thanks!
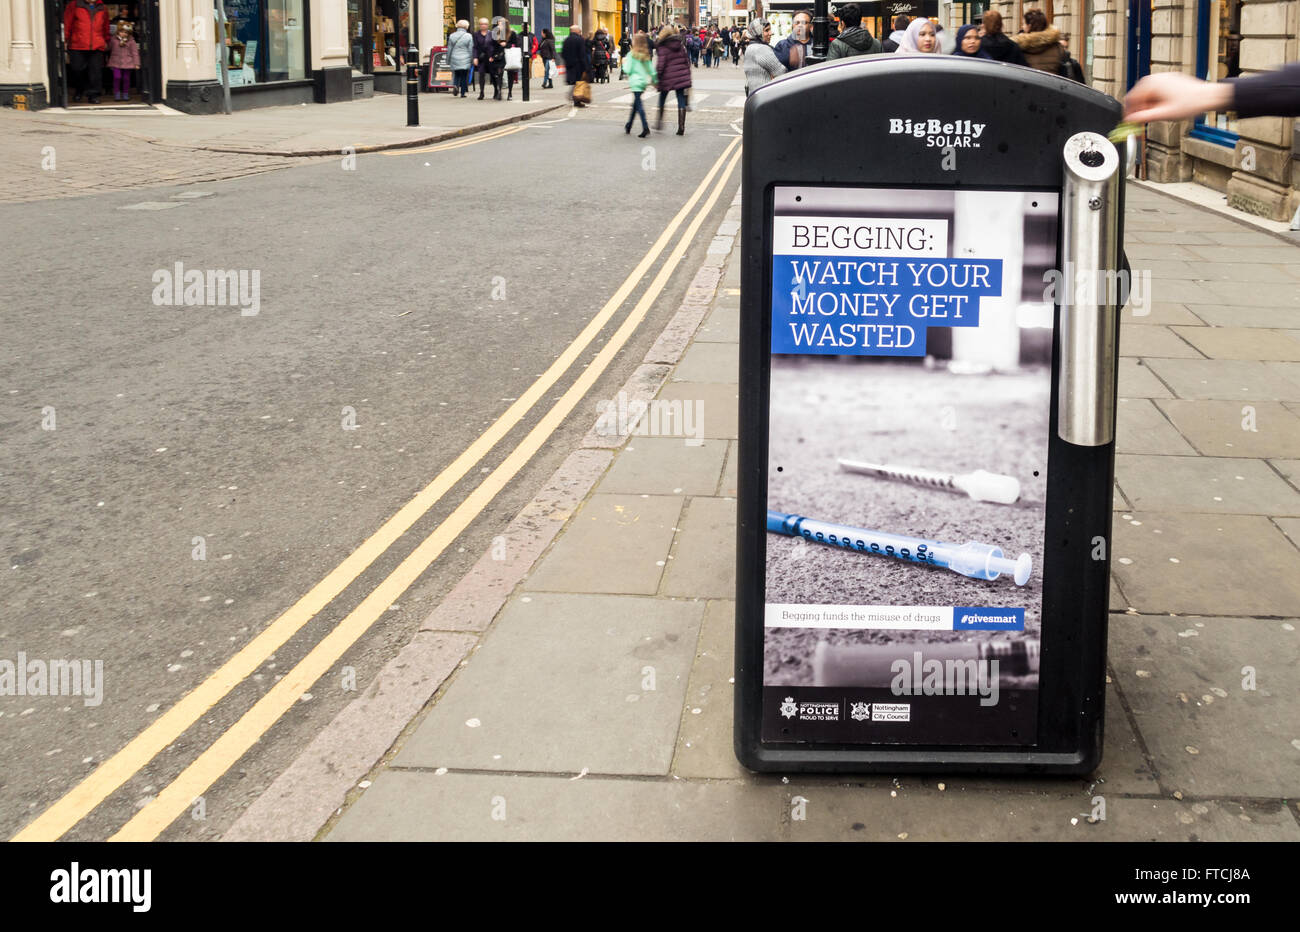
[{"left": 764, "top": 357, "right": 1048, "bottom": 688}]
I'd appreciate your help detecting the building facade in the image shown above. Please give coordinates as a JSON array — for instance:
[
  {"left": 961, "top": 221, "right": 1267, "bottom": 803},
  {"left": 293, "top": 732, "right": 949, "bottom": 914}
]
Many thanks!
[
  {"left": 967, "top": 1, "right": 1297, "bottom": 221},
  {"left": 0, "top": 0, "right": 451, "bottom": 110}
]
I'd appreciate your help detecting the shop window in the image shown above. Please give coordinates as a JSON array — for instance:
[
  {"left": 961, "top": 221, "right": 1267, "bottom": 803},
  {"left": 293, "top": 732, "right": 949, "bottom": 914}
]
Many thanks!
[
  {"left": 373, "top": 0, "right": 415, "bottom": 71},
  {"left": 349, "top": 0, "right": 369, "bottom": 71},
  {"left": 220, "top": 0, "right": 306, "bottom": 84},
  {"left": 1191, "top": 0, "right": 1240, "bottom": 145}
]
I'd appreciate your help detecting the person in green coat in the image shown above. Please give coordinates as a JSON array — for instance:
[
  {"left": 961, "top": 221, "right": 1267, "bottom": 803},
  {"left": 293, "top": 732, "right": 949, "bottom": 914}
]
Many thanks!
[
  {"left": 622, "top": 32, "right": 657, "bottom": 138},
  {"left": 826, "top": 3, "right": 883, "bottom": 59}
]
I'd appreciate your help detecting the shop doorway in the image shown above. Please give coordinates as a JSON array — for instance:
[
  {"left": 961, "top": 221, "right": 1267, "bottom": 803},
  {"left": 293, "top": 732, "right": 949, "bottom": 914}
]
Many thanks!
[{"left": 46, "top": 0, "right": 162, "bottom": 108}]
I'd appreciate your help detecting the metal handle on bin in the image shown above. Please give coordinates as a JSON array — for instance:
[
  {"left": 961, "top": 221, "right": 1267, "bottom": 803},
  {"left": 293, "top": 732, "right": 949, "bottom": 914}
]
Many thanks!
[{"left": 1058, "top": 132, "right": 1121, "bottom": 447}]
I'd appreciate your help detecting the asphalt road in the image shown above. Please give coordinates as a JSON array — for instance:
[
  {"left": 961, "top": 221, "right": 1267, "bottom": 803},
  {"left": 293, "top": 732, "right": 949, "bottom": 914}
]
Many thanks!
[{"left": 0, "top": 71, "right": 744, "bottom": 840}]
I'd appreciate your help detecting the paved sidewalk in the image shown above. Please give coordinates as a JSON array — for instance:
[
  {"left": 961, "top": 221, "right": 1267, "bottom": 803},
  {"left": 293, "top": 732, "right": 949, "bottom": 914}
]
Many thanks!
[
  {"left": 21, "top": 90, "right": 568, "bottom": 154},
  {"left": 1, "top": 89, "right": 570, "bottom": 202},
  {"left": 253, "top": 182, "right": 1300, "bottom": 842}
]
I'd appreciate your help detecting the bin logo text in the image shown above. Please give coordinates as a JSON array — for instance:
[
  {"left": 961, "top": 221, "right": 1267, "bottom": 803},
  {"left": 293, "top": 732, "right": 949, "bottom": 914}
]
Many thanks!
[{"left": 889, "top": 118, "right": 987, "bottom": 148}]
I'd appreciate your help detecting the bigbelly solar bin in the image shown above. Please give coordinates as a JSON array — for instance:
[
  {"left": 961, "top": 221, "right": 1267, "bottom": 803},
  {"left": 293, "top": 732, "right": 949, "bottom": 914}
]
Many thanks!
[{"left": 734, "top": 55, "right": 1126, "bottom": 774}]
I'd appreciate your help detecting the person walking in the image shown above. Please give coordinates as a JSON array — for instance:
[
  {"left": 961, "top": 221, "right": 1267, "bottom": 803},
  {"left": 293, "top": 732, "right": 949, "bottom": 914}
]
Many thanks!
[
  {"left": 561, "top": 24, "right": 591, "bottom": 106},
  {"left": 446, "top": 20, "right": 474, "bottom": 97},
  {"left": 826, "top": 3, "right": 881, "bottom": 58},
  {"left": 1013, "top": 8, "right": 1066, "bottom": 74},
  {"left": 897, "top": 17, "right": 939, "bottom": 53},
  {"left": 742, "top": 19, "right": 785, "bottom": 96},
  {"left": 618, "top": 32, "right": 632, "bottom": 78},
  {"left": 951, "top": 23, "right": 991, "bottom": 59},
  {"left": 622, "top": 32, "right": 656, "bottom": 137},
  {"left": 654, "top": 24, "right": 692, "bottom": 135},
  {"left": 485, "top": 17, "right": 510, "bottom": 99},
  {"left": 773, "top": 9, "right": 811, "bottom": 70},
  {"left": 730, "top": 26, "right": 742, "bottom": 65},
  {"left": 978, "top": 10, "right": 1026, "bottom": 66},
  {"left": 63, "top": 0, "right": 111, "bottom": 103},
  {"left": 539, "top": 28, "right": 556, "bottom": 88},
  {"left": 472, "top": 18, "right": 497, "bottom": 99},
  {"left": 882, "top": 14, "right": 909, "bottom": 52}
]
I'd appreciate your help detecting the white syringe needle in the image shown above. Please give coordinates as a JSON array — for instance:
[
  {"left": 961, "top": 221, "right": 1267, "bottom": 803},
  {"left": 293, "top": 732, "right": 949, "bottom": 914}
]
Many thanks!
[{"left": 837, "top": 459, "right": 1021, "bottom": 504}]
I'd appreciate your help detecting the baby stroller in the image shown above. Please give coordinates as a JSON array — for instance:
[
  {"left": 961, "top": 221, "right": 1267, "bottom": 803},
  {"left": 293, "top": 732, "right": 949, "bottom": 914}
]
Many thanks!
[{"left": 591, "top": 41, "right": 611, "bottom": 83}]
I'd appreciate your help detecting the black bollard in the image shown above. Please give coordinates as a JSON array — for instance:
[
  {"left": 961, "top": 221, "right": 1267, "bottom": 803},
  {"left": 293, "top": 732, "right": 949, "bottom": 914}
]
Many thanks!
[
  {"left": 521, "top": 23, "right": 531, "bottom": 102},
  {"left": 808, "top": 0, "right": 829, "bottom": 65},
  {"left": 406, "top": 44, "right": 420, "bottom": 126}
]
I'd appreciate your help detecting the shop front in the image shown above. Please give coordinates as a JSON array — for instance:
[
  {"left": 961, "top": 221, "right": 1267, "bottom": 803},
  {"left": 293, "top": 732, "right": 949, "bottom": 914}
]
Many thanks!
[
  {"left": 1125, "top": 0, "right": 1296, "bottom": 220},
  {"left": 348, "top": 0, "right": 416, "bottom": 90}
]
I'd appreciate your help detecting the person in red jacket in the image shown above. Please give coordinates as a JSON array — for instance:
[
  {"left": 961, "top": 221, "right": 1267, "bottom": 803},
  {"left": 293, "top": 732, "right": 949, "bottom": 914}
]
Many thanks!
[{"left": 63, "top": 0, "right": 111, "bottom": 103}]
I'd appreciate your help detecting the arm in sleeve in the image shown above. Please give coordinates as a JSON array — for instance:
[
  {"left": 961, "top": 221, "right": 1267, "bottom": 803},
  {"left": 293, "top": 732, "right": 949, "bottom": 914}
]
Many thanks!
[{"left": 1228, "top": 62, "right": 1300, "bottom": 118}]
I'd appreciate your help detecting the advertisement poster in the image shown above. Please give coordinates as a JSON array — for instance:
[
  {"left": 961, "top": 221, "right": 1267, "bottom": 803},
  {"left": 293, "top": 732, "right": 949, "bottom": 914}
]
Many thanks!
[{"left": 762, "top": 184, "right": 1055, "bottom": 746}]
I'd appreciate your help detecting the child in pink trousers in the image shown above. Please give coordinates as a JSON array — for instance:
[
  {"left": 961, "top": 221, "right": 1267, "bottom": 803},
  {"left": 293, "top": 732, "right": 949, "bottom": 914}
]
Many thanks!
[{"left": 106, "top": 21, "right": 140, "bottom": 100}]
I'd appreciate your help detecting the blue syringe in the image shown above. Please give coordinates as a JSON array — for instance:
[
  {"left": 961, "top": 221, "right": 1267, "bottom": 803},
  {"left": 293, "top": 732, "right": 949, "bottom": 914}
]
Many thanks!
[{"left": 767, "top": 510, "right": 1032, "bottom": 585}]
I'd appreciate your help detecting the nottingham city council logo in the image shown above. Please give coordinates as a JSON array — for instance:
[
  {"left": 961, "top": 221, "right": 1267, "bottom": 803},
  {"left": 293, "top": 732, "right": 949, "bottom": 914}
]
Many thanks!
[
  {"left": 780, "top": 697, "right": 798, "bottom": 719},
  {"left": 850, "top": 702, "right": 871, "bottom": 722}
]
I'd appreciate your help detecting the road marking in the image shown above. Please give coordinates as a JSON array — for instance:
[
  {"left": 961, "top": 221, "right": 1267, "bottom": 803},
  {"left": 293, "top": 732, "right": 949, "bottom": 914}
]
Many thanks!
[
  {"left": 12, "top": 134, "right": 742, "bottom": 843},
  {"left": 108, "top": 139, "right": 743, "bottom": 842},
  {"left": 381, "top": 124, "right": 524, "bottom": 155},
  {"left": 725, "top": 95, "right": 747, "bottom": 108}
]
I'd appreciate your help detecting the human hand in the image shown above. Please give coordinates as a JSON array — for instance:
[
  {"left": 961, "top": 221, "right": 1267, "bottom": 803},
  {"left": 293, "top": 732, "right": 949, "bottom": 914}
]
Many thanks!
[{"left": 1124, "top": 71, "right": 1233, "bottom": 122}]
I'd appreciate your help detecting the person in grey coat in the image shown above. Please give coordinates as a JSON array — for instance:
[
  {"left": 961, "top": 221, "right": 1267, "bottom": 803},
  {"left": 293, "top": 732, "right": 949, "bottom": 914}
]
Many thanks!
[
  {"left": 446, "top": 21, "right": 474, "bottom": 98},
  {"left": 742, "top": 18, "right": 785, "bottom": 96}
]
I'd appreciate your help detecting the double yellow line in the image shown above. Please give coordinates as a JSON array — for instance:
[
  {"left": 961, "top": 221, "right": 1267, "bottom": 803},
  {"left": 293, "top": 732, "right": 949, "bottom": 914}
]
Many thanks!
[
  {"left": 382, "top": 124, "right": 526, "bottom": 155},
  {"left": 14, "top": 133, "right": 743, "bottom": 842}
]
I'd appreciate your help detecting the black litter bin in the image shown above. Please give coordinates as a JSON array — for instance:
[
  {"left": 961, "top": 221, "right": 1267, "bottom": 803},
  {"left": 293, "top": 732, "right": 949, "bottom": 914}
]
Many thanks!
[{"left": 734, "top": 55, "right": 1127, "bottom": 774}]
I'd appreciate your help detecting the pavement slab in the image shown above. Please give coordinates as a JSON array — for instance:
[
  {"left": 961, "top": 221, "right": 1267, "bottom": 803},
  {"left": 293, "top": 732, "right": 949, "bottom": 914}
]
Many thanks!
[
  {"left": 1141, "top": 359, "right": 1300, "bottom": 401},
  {"left": 1188, "top": 304, "right": 1300, "bottom": 329},
  {"left": 1119, "top": 325, "right": 1203, "bottom": 359},
  {"left": 1171, "top": 327, "right": 1300, "bottom": 362},
  {"left": 1118, "top": 357, "right": 1175, "bottom": 398},
  {"left": 1108, "top": 614, "right": 1300, "bottom": 798},
  {"left": 671, "top": 341, "right": 738, "bottom": 383},
  {"left": 672, "top": 600, "right": 746, "bottom": 780},
  {"left": 1155, "top": 400, "right": 1300, "bottom": 459},
  {"left": 598, "top": 437, "right": 728, "bottom": 496},
  {"left": 327, "top": 770, "right": 787, "bottom": 841},
  {"left": 655, "top": 381, "right": 739, "bottom": 439},
  {"left": 1114, "top": 399, "right": 1198, "bottom": 456},
  {"left": 1111, "top": 513, "right": 1300, "bottom": 616},
  {"left": 694, "top": 303, "right": 740, "bottom": 343},
  {"left": 1121, "top": 302, "right": 1206, "bottom": 327},
  {"left": 392, "top": 593, "right": 705, "bottom": 776},
  {"left": 1113, "top": 454, "right": 1300, "bottom": 515},
  {"left": 661, "top": 497, "right": 737, "bottom": 599},
  {"left": 785, "top": 785, "right": 1300, "bottom": 841},
  {"left": 523, "top": 493, "right": 683, "bottom": 595}
]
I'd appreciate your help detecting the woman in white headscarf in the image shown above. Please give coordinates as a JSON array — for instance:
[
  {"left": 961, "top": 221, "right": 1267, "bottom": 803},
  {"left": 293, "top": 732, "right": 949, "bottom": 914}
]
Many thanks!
[
  {"left": 897, "top": 17, "right": 941, "bottom": 53},
  {"left": 741, "top": 18, "right": 786, "bottom": 96}
]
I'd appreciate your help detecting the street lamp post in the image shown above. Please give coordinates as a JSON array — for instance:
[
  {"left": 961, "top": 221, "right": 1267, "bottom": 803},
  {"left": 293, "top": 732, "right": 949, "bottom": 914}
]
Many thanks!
[{"left": 808, "top": 0, "right": 829, "bottom": 63}]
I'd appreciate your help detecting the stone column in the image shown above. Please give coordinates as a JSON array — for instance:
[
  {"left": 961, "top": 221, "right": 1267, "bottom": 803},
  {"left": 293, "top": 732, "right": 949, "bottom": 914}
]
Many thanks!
[
  {"left": 164, "top": 0, "right": 223, "bottom": 113},
  {"left": 1144, "top": 0, "right": 1194, "bottom": 182},
  {"left": 313, "top": 0, "right": 354, "bottom": 101},
  {"left": 1087, "top": 0, "right": 1124, "bottom": 101},
  {"left": 1225, "top": 0, "right": 1300, "bottom": 220},
  {"left": 0, "top": 0, "right": 49, "bottom": 108}
]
